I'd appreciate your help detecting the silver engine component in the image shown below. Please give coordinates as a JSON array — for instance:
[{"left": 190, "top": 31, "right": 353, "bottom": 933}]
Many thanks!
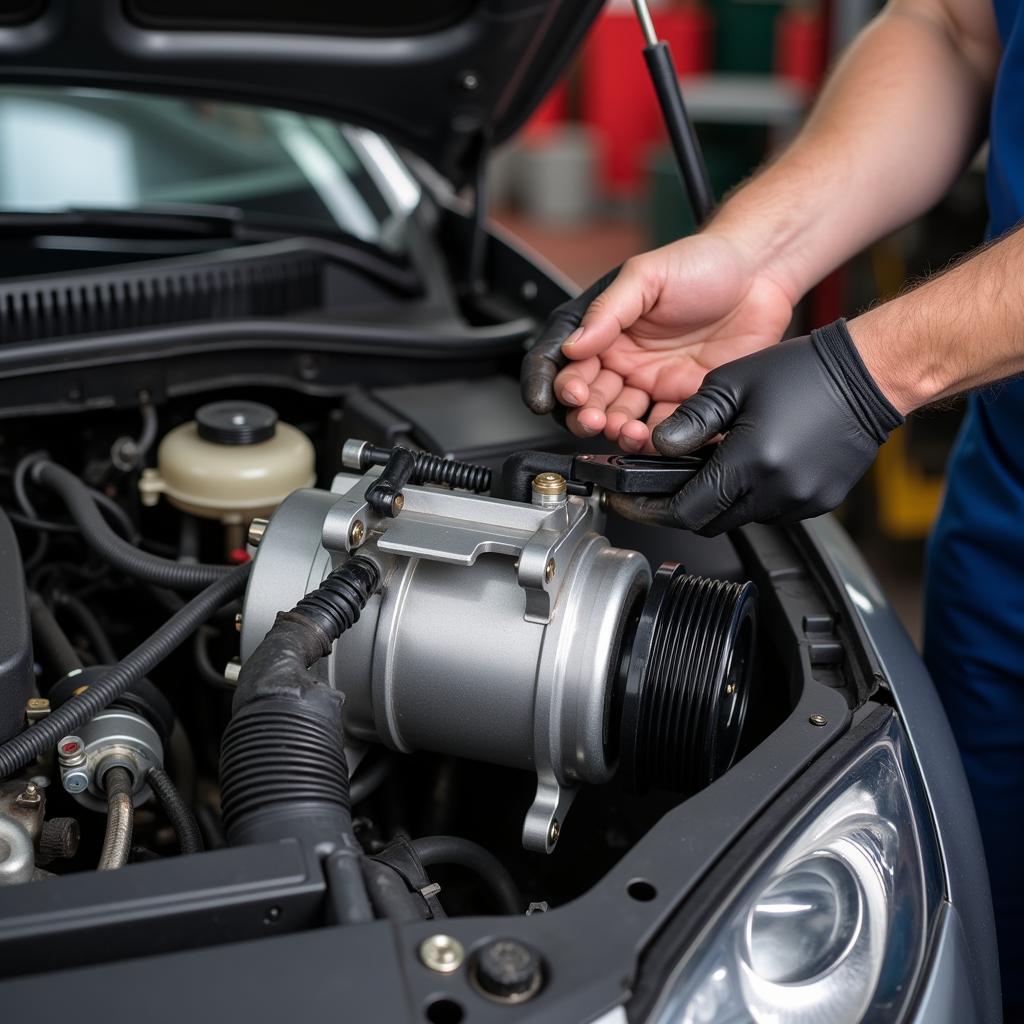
[
  {"left": 57, "top": 708, "right": 163, "bottom": 812},
  {"left": 0, "top": 781, "right": 45, "bottom": 885},
  {"left": 241, "top": 466, "right": 650, "bottom": 852}
]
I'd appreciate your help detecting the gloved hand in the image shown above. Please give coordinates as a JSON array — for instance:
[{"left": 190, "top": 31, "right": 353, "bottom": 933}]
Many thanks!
[
  {"left": 520, "top": 267, "right": 619, "bottom": 417},
  {"left": 520, "top": 236, "right": 796, "bottom": 450},
  {"left": 609, "top": 319, "right": 904, "bottom": 535}
]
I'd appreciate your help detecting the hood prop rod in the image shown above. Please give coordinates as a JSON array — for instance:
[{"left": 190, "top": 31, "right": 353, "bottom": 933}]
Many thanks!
[{"left": 632, "top": 0, "right": 715, "bottom": 225}]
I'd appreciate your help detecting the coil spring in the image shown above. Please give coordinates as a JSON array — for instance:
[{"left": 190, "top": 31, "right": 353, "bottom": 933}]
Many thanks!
[{"left": 409, "top": 451, "right": 491, "bottom": 493}]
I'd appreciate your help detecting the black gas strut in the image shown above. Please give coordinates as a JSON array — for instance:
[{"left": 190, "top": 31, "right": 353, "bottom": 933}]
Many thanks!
[{"left": 632, "top": 0, "right": 715, "bottom": 224}]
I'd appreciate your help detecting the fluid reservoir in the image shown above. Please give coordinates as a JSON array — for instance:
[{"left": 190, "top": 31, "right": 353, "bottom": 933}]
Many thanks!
[{"left": 139, "top": 401, "right": 315, "bottom": 524}]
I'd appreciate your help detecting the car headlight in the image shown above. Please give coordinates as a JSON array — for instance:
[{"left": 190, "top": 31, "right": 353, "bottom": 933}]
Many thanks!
[{"left": 649, "top": 711, "right": 943, "bottom": 1023}]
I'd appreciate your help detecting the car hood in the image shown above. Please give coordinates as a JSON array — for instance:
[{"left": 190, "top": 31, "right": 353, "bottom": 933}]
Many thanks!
[{"left": 0, "top": 0, "right": 603, "bottom": 186}]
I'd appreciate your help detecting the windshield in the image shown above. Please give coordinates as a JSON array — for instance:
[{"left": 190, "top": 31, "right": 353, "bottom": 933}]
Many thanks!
[{"left": 0, "top": 86, "right": 415, "bottom": 250}]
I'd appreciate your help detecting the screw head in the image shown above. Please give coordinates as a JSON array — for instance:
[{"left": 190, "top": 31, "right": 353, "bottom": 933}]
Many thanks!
[
  {"left": 349, "top": 520, "right": 365, "bottom": 547},
  {"left": 473, "top": 939, "right": 543, "bottom": 1004},
  {"left": 234, "top": 612, "right": 243, "bottom": 633},
  {"left": 419, "top": 934, "right": 465, "bottom": 974},
  {"left": 548, "top": 819, "right": 560, "bottom": 845},
  {"left": 544, "top": 559, "right": 556, "bottom": 583},
  {"left": 809, "top": 714, "right": 828, "bottom": 727},
  {"left": 392, "top": 493, "right": 405, "bottom": 513}
]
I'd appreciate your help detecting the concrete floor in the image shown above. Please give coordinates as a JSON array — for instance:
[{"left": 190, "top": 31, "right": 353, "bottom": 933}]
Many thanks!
[{"left": 495, "top": 209, "right": 929, "bottom": 647}]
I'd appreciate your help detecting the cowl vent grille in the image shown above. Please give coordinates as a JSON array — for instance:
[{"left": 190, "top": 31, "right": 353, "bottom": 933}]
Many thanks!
[{"left": 0, "top": 238, "right": 412, "bottom": 344}]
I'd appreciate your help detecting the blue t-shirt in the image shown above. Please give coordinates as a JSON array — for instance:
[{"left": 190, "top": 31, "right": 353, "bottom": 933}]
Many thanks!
[
  {"left": 924, "top": 1, "right": 1024, "bottom": 1003},
  {"left": 988, "top": 0, "right": 1024, "bottom": 236}
]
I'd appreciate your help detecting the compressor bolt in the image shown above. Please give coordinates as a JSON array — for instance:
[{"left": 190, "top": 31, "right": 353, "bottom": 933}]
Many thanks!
[
  {"left": 545, "top": 559, "right": 556, "bottom": 583},
  {"left": 809, "top": 714, "right": 828, "bottom": 727},
  {"left": 247, "top": 517, "right": 269, "bottom": 547},
  {"left": 473, "top": 938, "right": 544, "bottom": 1004},
  {"left": 349, "top": 520, "right": 365, "bottom": 547},
  {"left": 532, "top": 472, "right": 567, "bottom": 507},
  {"left": 420, "top": 934, "right": 465, "bottom": 974}
]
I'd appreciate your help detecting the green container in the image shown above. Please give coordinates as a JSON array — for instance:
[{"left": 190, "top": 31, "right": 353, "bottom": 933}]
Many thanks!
[
  {"left": 708, "top": 0, "right": 784, "bottom": 73},
  {"left": 646, "top": 125, "right": 766, "bottom": 247}
]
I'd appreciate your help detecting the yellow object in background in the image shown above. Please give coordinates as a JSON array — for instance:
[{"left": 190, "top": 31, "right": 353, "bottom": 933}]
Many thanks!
[{"left": 873, "top": 426, "right": 945, "bottom": 540}]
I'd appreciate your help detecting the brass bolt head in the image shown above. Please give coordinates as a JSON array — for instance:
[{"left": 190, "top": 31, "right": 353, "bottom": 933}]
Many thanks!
[
  {"left": 234, "top": 613, "right": 243, "bottom": 633},
  {"left": 349, "top": 520, "right": 365, "bottom": 547},
  {"left": 532, "top": 472, "right": 567, "bottom": 496},
  {"left": 544, "top": 558, "right": 556, "bottom": 583},
  {"left": 393, "top": 493, "right": 405, "bottom": 513},
  {"left": 548, "top": 819, "right": 560, "bottom": 846},
  {"left": 809, "top": 714, "right": 828, "bottom": 727},
  {"left": 25, "top": 697, "right": 50, "bottom": 722},
  {"left": 419, "top": 934, "right": 465, "bottom": 974}
]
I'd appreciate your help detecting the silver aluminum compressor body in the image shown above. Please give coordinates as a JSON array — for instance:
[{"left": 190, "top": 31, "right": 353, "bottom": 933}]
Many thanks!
[{"left": 240, "top": 465, "right": 650, "bottom": 853}]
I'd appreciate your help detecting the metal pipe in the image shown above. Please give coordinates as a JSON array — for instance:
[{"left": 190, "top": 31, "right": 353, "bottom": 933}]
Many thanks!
[{"left": 631, "top": 0, "right": 659, "bottom": 47}]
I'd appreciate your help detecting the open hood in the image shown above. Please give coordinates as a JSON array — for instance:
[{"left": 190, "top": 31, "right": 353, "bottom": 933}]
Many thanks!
[{"left": 0, "top": 0, "right": 605, "bottom": 185}]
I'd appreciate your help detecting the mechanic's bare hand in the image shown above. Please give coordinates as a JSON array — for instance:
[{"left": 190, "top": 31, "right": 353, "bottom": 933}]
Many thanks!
[
  {"left": 520, "top": 234, "right": 795, "bottom": 451},
  {"left": 608, "top": 320, "right": 904, "bottom": 536}
]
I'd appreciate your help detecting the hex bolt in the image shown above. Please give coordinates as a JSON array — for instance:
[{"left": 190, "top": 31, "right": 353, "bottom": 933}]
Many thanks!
[
  {"left": 15, "top": 782, "right": 41, "bottom": 808},
  {"left": 234, "top": 612, "right": 243, "bottom": 633},
  {"left": 473, "top": 938, "right": 544, "bottom": 1004},
  {"left": 349, "top": 520, "right": 366, "bottom": 547},
  {"left": 224, "top": 658, "right": 242, "bottom": 684},
  {"left": 545, "top": 559, "right": 556, "bottom": 583},
  {"left": 419, "top": 934, "right": 465, "bottom": 974},
  {"left": 392, "top": 493, "right": 405, "bottom": 514},
  {"left": 809, "top": 714, "right": 828, "bottom": 727},
  {"left": 548, "top": 819, "right": 560, "bottom": 846},
  {"left": 247, "top": 517, "right": 269, "bottom": 547}
]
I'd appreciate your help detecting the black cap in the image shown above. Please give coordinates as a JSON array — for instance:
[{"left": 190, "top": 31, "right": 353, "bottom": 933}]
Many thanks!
[
  {"left": 195, "top": 401, "right": 278, "bottom": 445},
  {"left": 473, "top": 939, "right": 543, "bottom": 1003}
]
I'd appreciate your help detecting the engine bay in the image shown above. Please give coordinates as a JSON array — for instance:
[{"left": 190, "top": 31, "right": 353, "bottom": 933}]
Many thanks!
[{"left": 0, "top": 383, "right": 806, "bottom": 916}]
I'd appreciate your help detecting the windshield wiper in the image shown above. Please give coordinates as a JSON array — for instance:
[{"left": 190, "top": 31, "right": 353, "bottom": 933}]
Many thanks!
[{"left": 0, "top": 203, "right": 388, "bottom": 250}]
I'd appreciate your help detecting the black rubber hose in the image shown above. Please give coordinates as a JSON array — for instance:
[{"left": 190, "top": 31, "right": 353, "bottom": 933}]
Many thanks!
[
  {"left": 219, "top": 557, "right": 379, "bottom": 923},
  {"left": 27, "top": 591, "right": 82, "bottom": 681},
  {"left": 29, "top": 459, "right": 233, "bottom": 592},
  {"left": 98, "top": 766, "right": 134, "bottom": 871},
  {"left": 147, "top": 765, "right": 204, "bottom": 855},
  {"left": 0, "top": 562, "right": 251, "bottom": 780},
  {"left": 360, "top": 857, "right": 428, "bottom": 924},
  {"left": 411, "top": 835, "right": 522, "bottom": 916}
]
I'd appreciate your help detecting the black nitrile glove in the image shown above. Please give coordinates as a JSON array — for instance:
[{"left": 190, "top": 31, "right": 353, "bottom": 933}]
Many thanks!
[
  {"left": 520, "top": 267, "right": 619, "bottom": 415},
  {"left": 609, "top": 319, "right": 903, "bottom": 536}
]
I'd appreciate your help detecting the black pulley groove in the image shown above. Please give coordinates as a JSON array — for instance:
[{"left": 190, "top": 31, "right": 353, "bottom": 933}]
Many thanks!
[{"left": 617, "top": 564, "right": 757, "bottom": 794}]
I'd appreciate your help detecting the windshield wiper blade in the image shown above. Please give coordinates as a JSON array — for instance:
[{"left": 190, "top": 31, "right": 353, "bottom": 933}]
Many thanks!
[{"left": 0, "top": 203, "right": 388, "bottom": 250}]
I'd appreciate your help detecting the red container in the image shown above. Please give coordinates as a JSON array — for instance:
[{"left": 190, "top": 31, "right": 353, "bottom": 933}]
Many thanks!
[
  {"left": 581, "top": 7, "right": 712, "bottom": 197},
  {"left": 523, "top": 78, "right": 571, "bottom": 142},
  {"left": 776, "top": 7, "right": 827, "bottom": 92}
]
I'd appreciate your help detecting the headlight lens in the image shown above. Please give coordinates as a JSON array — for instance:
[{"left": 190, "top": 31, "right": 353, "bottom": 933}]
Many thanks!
[{"left": 650, "top": 714, "right": 942, "bottom": 1024}]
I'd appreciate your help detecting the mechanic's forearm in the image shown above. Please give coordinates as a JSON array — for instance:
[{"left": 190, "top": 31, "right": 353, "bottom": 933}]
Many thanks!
[
  {"left": 848, "top": 225, "right": 1024, "bottom": 414},
  {"left": 708, "top": 0, "right": 997, "bottom": 301}
]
